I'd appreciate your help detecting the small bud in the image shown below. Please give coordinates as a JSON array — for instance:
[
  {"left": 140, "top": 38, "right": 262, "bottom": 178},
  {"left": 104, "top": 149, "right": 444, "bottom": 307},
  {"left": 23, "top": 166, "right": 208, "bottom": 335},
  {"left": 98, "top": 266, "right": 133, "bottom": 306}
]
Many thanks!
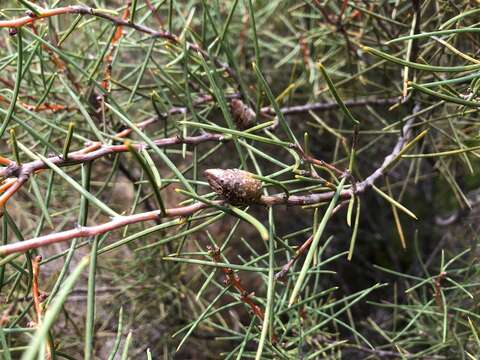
[
  {"left": 39, "top": 291, "right": 48, "bottom": 302},
  {"left": 204, "top": 168, "right": 262, "bottom": 205},
  {"left": 230, "top": 99, "right": 256, "bottom": 130}
]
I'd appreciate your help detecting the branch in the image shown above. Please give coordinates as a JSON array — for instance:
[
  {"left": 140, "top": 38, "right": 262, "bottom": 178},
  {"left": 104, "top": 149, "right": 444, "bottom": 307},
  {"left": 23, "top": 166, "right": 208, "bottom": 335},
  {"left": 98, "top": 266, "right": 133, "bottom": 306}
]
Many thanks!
[
  {"left": 209, "top": 246, "right": 265, "bottom": 320},
  {"left": 0, "top": 132, "right": 226, "bottom": 179},
  {"left": 0, "top": 105, "right": 422, "bottom": 255},
  {"left": 275, "top": 200, "right": 349, "bottom": 280},
  {"left": 0, "top": 201, "right": 221, "bottom": 256},
  {"left": 262, "top": 97, "right": 399, "bottom": 115},
  {"left": 141, "top": 96, "right": 399, "bottom": 135},
  {"left": 0, "top": 132, "right": 225, "bottom": 209},
  {"left": 258, "top": 103, "right": 422, "bottom": 206},
  {"left": 0, "top": 5, "right": 397, "bottom": 117},
  {"left": 0, "top": 5, "right": 236, "bottom": 79}
]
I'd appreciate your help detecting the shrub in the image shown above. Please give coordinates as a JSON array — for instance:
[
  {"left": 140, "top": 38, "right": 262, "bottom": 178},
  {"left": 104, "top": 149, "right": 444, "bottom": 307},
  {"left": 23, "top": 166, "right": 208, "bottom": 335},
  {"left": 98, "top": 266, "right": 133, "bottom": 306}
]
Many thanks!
[{"left": 0, "top": 0, "right": 479, "bottom": 359}]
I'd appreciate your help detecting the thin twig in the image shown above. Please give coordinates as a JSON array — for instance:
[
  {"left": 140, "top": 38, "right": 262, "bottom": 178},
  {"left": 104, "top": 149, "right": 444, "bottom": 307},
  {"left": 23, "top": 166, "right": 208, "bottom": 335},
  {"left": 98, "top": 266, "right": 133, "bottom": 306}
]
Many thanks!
[
  {"left": 275, "top": 200, "right": 349, "bottom": 280},
  {"left": 0, "top": 201, "right": 220, "bottom": 256},
  {"left": 209, "top": 246, "right": 264, "bottom": 320},
  {"left": 0, "top": 5, "right": 236, "bottom": 79},
  {"left": 261, "top": 97, "right": 399, "bottom": 116},
  {"left": 31, "top": 255, "right": 43, "bottom": 326},
  {"left": 259, "top": 103, "right": 422, "bottom": 206},
  {"left": 31, "top": 255, "right": 51, "bottom": 359},
  {"left": 0, "top": 133, "right": 226, "bottom": 179}
]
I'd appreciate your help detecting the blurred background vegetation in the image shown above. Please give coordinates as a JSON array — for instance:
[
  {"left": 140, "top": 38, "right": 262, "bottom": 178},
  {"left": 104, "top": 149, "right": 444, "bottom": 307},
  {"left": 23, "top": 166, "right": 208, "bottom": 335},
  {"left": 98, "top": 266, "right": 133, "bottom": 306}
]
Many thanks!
[{"left": 0, "top": 0, "right": 479, "bottom": 359}]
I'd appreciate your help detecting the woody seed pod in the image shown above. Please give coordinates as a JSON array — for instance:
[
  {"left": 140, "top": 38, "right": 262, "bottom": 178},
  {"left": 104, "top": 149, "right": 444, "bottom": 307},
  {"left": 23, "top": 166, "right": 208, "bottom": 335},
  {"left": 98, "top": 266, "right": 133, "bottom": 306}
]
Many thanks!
[
  {"left": 204, "top": 168, "right": 262, "bottom": 204},
  {"left": 230, "top": 99, "right": 256, "bottom": 130}
]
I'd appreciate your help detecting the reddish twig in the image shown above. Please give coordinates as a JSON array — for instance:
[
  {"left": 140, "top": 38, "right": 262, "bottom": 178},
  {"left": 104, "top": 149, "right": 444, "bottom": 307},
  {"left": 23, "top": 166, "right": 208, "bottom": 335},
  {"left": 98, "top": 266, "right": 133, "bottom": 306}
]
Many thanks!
[
  {"left": 30, "top": 255, "right": 51, "bottom": 359},
  {"left": 0, "top": 201, "right": 221, "bottom": 256},
  {"left": 0, "top": 5, "right": 235, "bottom": 79},
  {"left": 313, "top": 0, "right": 336, "bottom": 26},
  {"left": 433, "top": 271, "right": 446, "bottom": 310},
  {"left": 0, "top": 304, "right": 14, "bottom": 327},
  {"left": 0, "top": 7, "right": 79, "bottom": 28},
  {"left": 0, "top": 177, "right": 27, "bottom": 210},
  {"left": 0, "top": 178, "right": 17, "bottom": 192},
  {"left": 0, "top": 132, "right": 226, "bottom": 183},
  {"left": 31, "top": 255, "right": 43, "bottom": 325},
  {"left": 337, "top": 0, "right": 349, "bottom": 23},
  {"left": 276, "top": 234, "right": 313, "bottom": 281},
  {"left": 209, "top": 246, "right": 264, "bottom": 320},
  {"left": 0, "top": 156, "right": 13, "bottom": 166},
  {"left": 299, "top": 35, "right": 311, "bottom": 69},
  {"left": 145, "top": 0, "right": 164, "bottom": 26},
  {"left": 101, "top": 3, "right": 130, "bottom": 92},
  {"left": 275, "top": 200, "right": 349, "bottom": 280},
  {"left": 0, "top": 95, "right": 69, "bottom": 113},
  {"left": 294, "top": 144, "right": 346, "bottom": 177}
]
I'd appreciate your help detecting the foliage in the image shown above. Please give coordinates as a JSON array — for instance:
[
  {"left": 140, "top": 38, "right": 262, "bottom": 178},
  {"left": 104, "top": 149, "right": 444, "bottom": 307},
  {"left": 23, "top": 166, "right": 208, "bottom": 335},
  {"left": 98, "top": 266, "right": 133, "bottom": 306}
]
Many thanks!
[{"left": 0, "top": 0, "right": 479, "bottom": 359}]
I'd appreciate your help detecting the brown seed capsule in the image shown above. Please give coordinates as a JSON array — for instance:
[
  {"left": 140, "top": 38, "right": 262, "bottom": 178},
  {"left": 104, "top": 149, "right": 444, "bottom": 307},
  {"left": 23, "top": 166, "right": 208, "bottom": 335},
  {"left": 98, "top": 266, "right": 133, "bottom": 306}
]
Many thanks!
[
  {"left": 230, "top": 99, "right": 256, "bottom": 130},
  {"left": 204, "top": 168, "right": 262, "bottom": 204}
]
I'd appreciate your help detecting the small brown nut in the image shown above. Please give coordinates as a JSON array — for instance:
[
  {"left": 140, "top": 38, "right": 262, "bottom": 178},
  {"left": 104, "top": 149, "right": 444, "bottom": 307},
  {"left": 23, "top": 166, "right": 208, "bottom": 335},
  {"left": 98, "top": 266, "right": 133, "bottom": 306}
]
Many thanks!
[
  {"left": 230, "top": 99, "right": 256, "bottom": 130},
  {"left": 204, "top": 168, "right": 262, "bottom": 204}
]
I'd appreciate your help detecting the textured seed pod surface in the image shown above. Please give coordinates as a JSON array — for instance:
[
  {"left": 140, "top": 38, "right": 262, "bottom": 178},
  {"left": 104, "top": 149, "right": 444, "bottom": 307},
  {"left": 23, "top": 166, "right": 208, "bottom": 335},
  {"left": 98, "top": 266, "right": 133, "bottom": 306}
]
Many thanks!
[
  {"left": 230, "top": 99, "right": 256, "bottom": 129},
  {"left": 204, "top": 168, "right": 262, "bottom": 204}
]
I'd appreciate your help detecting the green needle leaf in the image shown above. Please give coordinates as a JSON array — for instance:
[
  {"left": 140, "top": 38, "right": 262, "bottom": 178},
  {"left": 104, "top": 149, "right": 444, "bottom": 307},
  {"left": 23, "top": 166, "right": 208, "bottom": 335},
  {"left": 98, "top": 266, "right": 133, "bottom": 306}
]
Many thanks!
[{"left": 289, "top": 177, "right": 346, "bottom": 306}]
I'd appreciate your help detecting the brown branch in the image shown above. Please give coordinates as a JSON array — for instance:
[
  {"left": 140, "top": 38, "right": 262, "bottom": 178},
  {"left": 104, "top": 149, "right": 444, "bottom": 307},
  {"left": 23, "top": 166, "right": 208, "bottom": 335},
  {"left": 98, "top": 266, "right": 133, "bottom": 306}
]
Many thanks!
[
  {"left": 433, "top": 271, "right": 446, "bottom": 310},
  {"left": 0, "top": 5, "right": 236, "bottom": 79},
  {"left": 176, "top": 96, "right": 399, "bottom": 118},
  {"left": 145, "top": 0, "right": 164, "bottom": 26},
  {"left": 209, "top": 246, "right": 264, "bottom": 320},
  {"left": 0, "top": 105, "right": 423, "bottom": 255},
  {"left": 31, "top": 255, "right": 43, "bottom": 325},
  {"left": 0, "top": 132, "right": 225, "bottom": 211},
  {"left": 352, "top": 345, "right": 412, "bottom": 358},
  {"left": 313, "top": 0, "right": 336, "bottom": 26},
  {"left": 0, "top": 133, "right": 226, "bottom": 179},
  {"left": 261, "top": 97, "right": 399, "bottom": 116},
  {"left": 276, "top": 234, "right": 313, "bottom": 281},
  {"left": 0, "top": 201, "right": 221, "bottom": 256},
  {"left": 259, "top": 103, "right": 422, "bottom": 206},
  {"left": 141, "top": 96, "right": 399, "bottom": 136}
]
